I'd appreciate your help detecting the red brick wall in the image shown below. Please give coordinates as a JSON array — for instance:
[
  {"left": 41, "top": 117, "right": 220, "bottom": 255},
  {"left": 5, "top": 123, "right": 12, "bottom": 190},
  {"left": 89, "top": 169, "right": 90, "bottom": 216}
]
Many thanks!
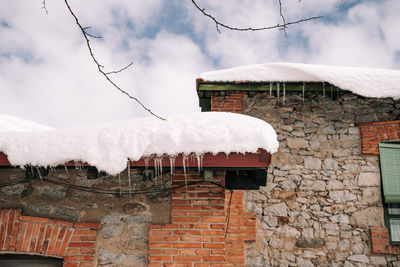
[
  {"left": 225, "top": 190, "right": 256, "bottom": 266},
  {"left": 0, "top": 209, "right": 99, "bottom": 267},
  {"left": 359, "top": 120, "right": 400, "bottom": 155},
  {"left": 211, "top": 92, "right": 244, "bottom": 113},
  {"left": 371, "top": 227, "right": 400, "bottom": 254},
  {"left": 148, "top": 172, "right": 256, "bottom": 266}
]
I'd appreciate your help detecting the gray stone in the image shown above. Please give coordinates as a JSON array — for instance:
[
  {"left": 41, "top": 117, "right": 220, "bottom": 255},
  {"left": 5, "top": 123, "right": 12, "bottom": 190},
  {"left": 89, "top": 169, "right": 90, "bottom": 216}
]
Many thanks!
[
  {"left": 324, "top": 158, "right": 338, "bottom": 171},
  {"left": 98, "top": 249, "right": 126, "bottom": 265},
  {"left": 321, "top": 125, "right": 336, "bottom": 134},
  {"left": 263, "top": 216, "right": 278, "bottom": 227},
  {"left": 102, "top": 224, "right": 123, "bottom": 239},
  {"left": 294, "top": 216, "right": 308, "bottom": 228},
  {"left": 347, "top": 254, "right": 369, "bottom": 263},
  {"left": 53, "top": 206, "right": 81, "bottom": 222},
  {"left": 124, "top": 214, "right": 152, "bottom": 224},
  {"left": 296, "top": 257, "right": 315, "bottom": 267},
  {"left": 300, "top": 180, "right": 326, "bottom": 191},
  {"left": 304, "top": 157, "right": 321, "bottom": 170},
  {"left": 39, "top": 185, "right": 67, "bottom": 199},
  {"left": 101, "top": 214, "right": 122, "bottom": 225},
  {"left": 358, "top": 172, "right": 380, "bottom": 186},
  {"left": 26, "top": 204, "right": 51, "bottom": 217},
  {"left": 2, "top": 184, "right": 26, "bottom": 197},
  {"left": 287, "top": 138, "right": 309, "bottom": 149},
  {"left": 281, "top": 225, "right": 300, "bottom": 238},
  {"left": 329, "top": 190, "right": 357, "bottom": 203},
  {"left": 122, "top": 202, "right": 147, "bottom": 214},
  {"left": 343, "top": 261, "right": 354, "bottom": 267},
  {"left": 370, "top": 256, "right": 387, "bottom": 266},
  {"left": 302, "top": 228, "right": 314, "bottom": 240},
  {"left": 264, "top": 202, "right": 288, "bottom": 217},
  {"left": 295, "top": 238, "right": 324, "bottom": 248},
  {"left": 326, "top": 180, "right": 345, "bottom": 190},
  {"left": 339, "top": 239, "right": 350, "bottom": 251},
  {"left": 342, "top": 164, "right": 358, "bottom": 173},
  {"left": 350, "top": 207, "right": 384, "bottom": 228},
  {"left": 361, "top": 187, "right": 381, "bottom": 205},
  {"left": 269, "top": 237, "right": 282, "bottom": 248},
  {"left": 348, "top": 127, "right": 359, "bottom": 135}
]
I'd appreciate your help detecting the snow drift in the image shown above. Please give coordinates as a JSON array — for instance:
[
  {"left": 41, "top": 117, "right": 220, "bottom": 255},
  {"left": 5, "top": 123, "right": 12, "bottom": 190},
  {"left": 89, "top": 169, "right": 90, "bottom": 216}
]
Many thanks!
[
  {"left": 199, "top": 63, "right": 400, "bottom": 99},
  {"left": 0, "top": 112, "right": 279, "bottom": 175},
  {"left": 0, "top": 114, "right": 53, "bottom": 132}
]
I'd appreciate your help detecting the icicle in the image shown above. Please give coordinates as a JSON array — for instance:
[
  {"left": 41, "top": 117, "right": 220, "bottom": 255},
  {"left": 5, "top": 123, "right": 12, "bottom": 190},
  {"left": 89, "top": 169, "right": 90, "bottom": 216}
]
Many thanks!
[
  {"left": 269, "top": 82, "right": 272, "bottom": 96},
  {"left": 169, "top": 156, "right": 176, "bottom": 176},
  {"left": 196, "top": 154, "right": 203, "bottom": 173},
  {"left": 158, "top": 158, "right": 163, "bottom": 186},
  {"left": 144, "top": 157, "right": 149, "bottom": 171},
  {"left": 323, "top": 83, "right": 325, "bottom": 97},
  {"left": 330, "top": 84, "right": 333, "bottom": 100},
  {"left": 336, "top": 86, "right": 339, "bottom": 98},
  {"left": 118, "top": 174, "right": 122, "bottom": 197},
  {"left": 277, "top": 83, "right": 280, "bottom": 100},
  {"left": 127, "top": 161, "right": 131, "bottom": 198},
  {"left": 36, "top": 167, "right": 43, "bottom": 181},
  {"left": 154, "top": 158, "right": 159, "bottom": 185},
  {"left": 302, "top": 82, "right": 305, "bottom": 102},
  {"left": 283, "top": 83, "right": 286, "bottom": 104},
  {"left": 64, "top": 165, "right": 69, "bottom": 175},
  {"left": 182, "top": 155, "right": 188, "bottom": 191}
]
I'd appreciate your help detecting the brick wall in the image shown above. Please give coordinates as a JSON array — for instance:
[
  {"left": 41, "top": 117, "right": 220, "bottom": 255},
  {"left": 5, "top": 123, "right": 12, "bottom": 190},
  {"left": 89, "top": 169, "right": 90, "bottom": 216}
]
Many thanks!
[
  {"left": 148, "top": 171, "right": 256, "bottom": 266},
  {"left": 370, "top": 227, "right": 400, "bottom": 255},
  {"left": 225, "top": 191, "right": 256, "bottom": 266},
  {"left": 359, "top": 120, "right": 400, "bottom": 155},
  {"left": 211, "top": 92, "right": 244, "bottom": 113},
  {"left": 0, "top": 209, "right": 99, "bottom": 267}
]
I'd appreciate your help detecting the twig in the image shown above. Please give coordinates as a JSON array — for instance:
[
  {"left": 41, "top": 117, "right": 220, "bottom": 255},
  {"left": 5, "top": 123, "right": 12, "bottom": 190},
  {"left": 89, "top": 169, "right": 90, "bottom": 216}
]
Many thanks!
[
  {"left": 63, "top": 0, "right": 165, "bottom": 120},
  {"left": 191, "top": 0, "right": 322, "bottom": 33},
  {"left": 277, "top": 0, "right": 288, "bottom": 36},
  {"left": 42, "top": 0, "right": 48, "bottom": 14},
  {"left": 106, "top": 62, "right": 134, "bottom": 75}
]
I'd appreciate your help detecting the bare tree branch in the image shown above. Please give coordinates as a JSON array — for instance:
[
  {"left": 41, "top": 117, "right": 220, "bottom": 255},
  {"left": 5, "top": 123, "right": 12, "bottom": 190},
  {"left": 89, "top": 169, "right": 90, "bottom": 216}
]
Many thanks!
[
  {"left": 106, "top": 62, "right": 134, "bottom": 75},
  {"left": 42, "top": 0, "right": 48, "bottom": 14},
  {"left": 63, "top": 0, "right": 165, "bottom": 120},
  {"left": 191, "top": 0, "right": 322, "bottom": 33},
  {"left": 277, "top": 0, "right": 288, "bottom": 36}
]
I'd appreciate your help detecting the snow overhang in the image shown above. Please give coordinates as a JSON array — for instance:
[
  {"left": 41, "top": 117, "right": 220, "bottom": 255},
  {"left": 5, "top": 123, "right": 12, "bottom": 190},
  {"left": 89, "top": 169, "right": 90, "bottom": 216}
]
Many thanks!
[
  {"left": 0, "top": 113, "right": 278, "bottom": 174},
  {"left": 197, "top": 63, "right": 400, "bottom": 99}
]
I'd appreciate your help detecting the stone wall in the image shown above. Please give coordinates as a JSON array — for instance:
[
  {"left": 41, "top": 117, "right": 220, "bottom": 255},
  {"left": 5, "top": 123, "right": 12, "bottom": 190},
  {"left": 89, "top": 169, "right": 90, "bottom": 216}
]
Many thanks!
[
  {"left": 0, "top": 167, "right": 171, "bottom": 266},
  {"left": 240, "top": 92, "right": 400, "bottom": 266}
]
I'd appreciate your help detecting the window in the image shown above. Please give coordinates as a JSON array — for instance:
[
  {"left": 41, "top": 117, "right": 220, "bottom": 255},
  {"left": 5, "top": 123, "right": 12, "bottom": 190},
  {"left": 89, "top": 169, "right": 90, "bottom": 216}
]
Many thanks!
[{"left": 380, "top": 140, "right": 400, "bottom": 244}]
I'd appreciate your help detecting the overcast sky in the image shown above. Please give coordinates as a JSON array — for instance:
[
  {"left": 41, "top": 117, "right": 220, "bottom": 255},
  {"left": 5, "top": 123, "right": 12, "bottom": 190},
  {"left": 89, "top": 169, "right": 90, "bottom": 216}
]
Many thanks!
[{"left": 1, "top": 0, "right": 399, "bottom": 128}]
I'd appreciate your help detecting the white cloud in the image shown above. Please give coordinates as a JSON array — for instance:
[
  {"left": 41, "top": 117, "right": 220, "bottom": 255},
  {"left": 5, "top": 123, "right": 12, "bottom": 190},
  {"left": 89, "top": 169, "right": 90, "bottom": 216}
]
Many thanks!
[{"left": 0, "top": 0, "right": 399, "bottom": 128}]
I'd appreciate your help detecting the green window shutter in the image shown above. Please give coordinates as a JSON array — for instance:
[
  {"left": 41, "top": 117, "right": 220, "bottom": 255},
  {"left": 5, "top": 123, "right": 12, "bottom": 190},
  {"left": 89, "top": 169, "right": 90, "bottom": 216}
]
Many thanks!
[
  {"left": 379, "top": 141, "right": 400, "bottom": 203},
  {"left": 385, "top": 204, "right": 400, "bottom": 244}
]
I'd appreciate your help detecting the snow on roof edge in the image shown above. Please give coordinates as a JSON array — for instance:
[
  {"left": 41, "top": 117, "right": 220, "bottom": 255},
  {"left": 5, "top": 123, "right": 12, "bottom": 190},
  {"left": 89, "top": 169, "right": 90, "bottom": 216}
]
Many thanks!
[
  {"left": 198, "top": 63, "right": 400, "bottom": 99},
  {"left": 0, "top": 112, "right": 279, "bottom": 175}
]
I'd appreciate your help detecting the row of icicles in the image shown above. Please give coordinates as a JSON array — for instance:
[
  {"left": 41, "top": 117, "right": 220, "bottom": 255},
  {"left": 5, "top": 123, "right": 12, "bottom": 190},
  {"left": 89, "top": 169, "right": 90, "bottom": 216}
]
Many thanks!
[
  {"left": 25, "top": 154, "right": 204, "bottom": 198},
  {"left": 269, "top": 82, "right": 338, "bottom": 103}
]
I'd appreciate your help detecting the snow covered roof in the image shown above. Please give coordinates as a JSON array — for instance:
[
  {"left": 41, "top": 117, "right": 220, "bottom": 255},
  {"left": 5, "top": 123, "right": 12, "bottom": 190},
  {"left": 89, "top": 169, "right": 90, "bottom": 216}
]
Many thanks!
[
  {"left": 198, "top": 63, "right": 400, "bottom": 99},
  {"left": 0, "top": 114, "right": 53, "bottom": 132},
  {"left": 0, "top": 112, "right": 278, "bottom": 175}
]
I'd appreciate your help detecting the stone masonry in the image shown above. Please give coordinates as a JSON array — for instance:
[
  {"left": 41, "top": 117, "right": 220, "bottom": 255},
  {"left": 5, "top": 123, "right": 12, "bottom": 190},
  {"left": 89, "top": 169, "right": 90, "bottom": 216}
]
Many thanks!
[
  {"left": 0, "top": 167, "right": 171, "bottom": 266},
  {"left": 208, "top": 89, "right": 400, "bottom": 266}
]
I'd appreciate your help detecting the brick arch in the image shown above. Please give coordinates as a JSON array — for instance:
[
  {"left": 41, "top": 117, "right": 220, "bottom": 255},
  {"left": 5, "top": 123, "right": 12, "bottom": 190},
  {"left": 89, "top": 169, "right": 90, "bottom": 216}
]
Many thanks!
[{"left": 0, "top": 209, "right": 99, "bottom": 267}]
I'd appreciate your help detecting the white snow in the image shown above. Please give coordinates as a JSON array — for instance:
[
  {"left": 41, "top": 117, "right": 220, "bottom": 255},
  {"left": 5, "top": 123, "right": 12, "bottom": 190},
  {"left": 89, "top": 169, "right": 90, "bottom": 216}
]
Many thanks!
[
  {"left": 0, "top": 112, "right": 279, "bottom": 175},
  {"left": 199, "top": 63, "right": 400, "bottom": 99},
  {"left": 0, "top": 114, "right": 53, "bottom": 132}
]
